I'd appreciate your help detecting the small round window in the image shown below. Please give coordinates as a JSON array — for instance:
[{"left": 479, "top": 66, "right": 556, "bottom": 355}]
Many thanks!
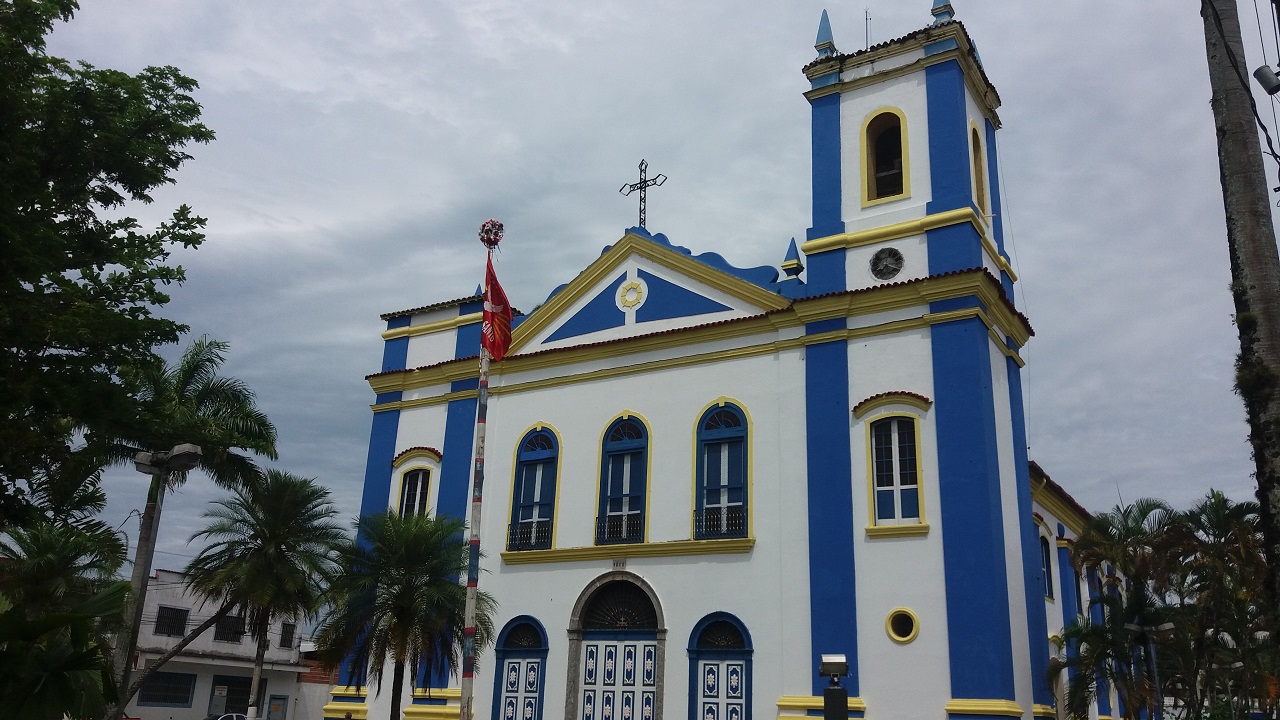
[{"left": 886, "top": 608, "right": 919, "bottom": 644}]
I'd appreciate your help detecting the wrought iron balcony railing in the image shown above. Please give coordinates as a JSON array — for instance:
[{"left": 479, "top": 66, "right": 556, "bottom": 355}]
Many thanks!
[
  {"left": 595, "top": 513, "right": 644, "bottom": 545},
  {"left": 506, "top": 520, "right": 553, "bottom": 551},
  {"left": 694, "top": 506, "right": 746, "bottom": 540}
]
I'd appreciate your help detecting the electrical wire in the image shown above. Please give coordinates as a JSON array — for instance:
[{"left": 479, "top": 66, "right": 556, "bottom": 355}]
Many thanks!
[
  {"left": 1251, "top": 0, "right": 1280, "bottom": 161},
  {"left": 1204, "top": 0, "right": 1280, "bottom": 188}
]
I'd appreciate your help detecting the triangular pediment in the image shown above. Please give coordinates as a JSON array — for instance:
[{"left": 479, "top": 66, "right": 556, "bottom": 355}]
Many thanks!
[{"left": 509, "top": 231, "right": 790, "bottom": 355}]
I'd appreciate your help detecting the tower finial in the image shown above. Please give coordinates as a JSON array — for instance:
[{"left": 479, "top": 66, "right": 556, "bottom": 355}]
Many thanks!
[
  {"left": 931, "top": 0, "right": 954, "bottom": 25},
  {"left": 815, "top": 10, "right": 838, "bottom": 58}
]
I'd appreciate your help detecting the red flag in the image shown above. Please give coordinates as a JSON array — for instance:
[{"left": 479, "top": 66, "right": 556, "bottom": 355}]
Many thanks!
[{"left": 481, "top": 255, "right": 512, "bottom": 361}]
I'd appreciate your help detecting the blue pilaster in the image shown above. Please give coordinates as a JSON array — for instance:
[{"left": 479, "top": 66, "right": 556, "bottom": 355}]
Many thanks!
[
  {"left": 808, "top": 92, "right": 843, "bottom": 242},
  {"left": 436, "top": 396, "right": 479, "bottom": 523},
  {"left": 804, "top": 320, "right": 859, "bottom": 697},
  {"left": 925, "top": 61, "right": 986, "bottom": 276},
  {"left": 1057, "top": 535, "right": 1080, "bottom": 684},
  {"left": 1008, "top": 354, "right": 1054, "bottom": 708},
  {"left": 1086, "top": 568, "right": 1113, "bottom": 717},
  {"left": 931, "top": 316, "right": 1016, "bottom": 703},
  {"left": 383, "top": 316, "right": 411, "bottom": 372}
]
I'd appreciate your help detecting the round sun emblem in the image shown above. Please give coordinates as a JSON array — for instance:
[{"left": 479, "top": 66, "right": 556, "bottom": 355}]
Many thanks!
[{"left": 619, "top": 281, "right": 644, "bottom": 308}]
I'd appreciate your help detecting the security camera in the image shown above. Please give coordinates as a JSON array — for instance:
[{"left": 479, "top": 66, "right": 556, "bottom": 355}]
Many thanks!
[{"left": 1254, "top": 65, "right": 1280, "bottom": 95}]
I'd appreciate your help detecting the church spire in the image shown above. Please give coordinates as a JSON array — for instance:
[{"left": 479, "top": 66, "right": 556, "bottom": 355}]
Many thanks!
[
  {"left": 781, "top": 238, "right": 804, "bottom": 280},
  {"left": 931, "top": 0, "right": 954, "bottom": 25},
  {"left": 815, "top": 9, "right": 838, "bottom": 58}
]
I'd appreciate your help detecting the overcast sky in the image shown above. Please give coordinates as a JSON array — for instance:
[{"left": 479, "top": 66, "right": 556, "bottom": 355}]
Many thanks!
[{"left": 45, "top": 2, "right": 1278, "bottom": 563}]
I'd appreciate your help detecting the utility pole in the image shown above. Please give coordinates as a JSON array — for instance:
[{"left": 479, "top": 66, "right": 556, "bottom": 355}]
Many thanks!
[{"left": 1200, "top": 0, "right": 1280, "bottom": 620}]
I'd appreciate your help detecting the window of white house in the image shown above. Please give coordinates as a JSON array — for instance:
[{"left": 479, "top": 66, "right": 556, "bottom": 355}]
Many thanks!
[{"left": 154, "top": 605, "right": 189, "bottom": 637}]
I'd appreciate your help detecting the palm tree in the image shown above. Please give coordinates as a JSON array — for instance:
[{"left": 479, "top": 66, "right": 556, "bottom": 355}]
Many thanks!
[
  {"left": 316, "top": 511, "right": 497, "bottom": 720},
  {"left": 106, "top": 336, "right": 278, "bottom": 703},
  {"left": 1054, "top": 498, "right": 1177, "bottom": 720},
  {"left": 113, "top": 470, "right": 346, "bottom": 720}
]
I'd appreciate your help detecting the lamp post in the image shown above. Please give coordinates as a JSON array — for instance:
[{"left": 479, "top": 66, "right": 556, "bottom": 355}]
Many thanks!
[
  {"left": 819, "top": 654, "right": 849, "bottom": 720},
  {"left": 112, "top": 443, "right": 201, "bottom": 711}
]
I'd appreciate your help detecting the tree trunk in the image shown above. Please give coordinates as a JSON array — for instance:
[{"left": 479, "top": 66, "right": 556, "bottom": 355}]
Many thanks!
[
  {"left": 1201, "top": 0, "right": 1280, "bottom": 624},
  {"left": 110, "top": 470, "right": 166, "bottom": 714},
  {"left": 389, "top": 658, "right": 406, "bottom": 720},
  {"left": 247, "top": 616, "right": 270, "bottom": 720},
  {"left": 108, "top": 601, "right": 233, "bottom": 720}
]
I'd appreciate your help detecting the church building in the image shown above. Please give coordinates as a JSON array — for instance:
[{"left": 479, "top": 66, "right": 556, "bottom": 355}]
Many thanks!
[{"left": 327, "top": 4, "right": 1106, "bottom": 720}]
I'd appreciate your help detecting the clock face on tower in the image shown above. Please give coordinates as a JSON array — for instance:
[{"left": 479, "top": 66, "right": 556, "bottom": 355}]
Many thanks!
[{"left": 870, "top": 247, "right": 905, "bottom": 280}]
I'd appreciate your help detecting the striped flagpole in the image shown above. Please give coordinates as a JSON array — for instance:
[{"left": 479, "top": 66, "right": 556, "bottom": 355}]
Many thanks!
[
  {"left": 461, "top": 220, "right": 505, "bottom": 720},
  {"left": 458, "top": 345, "right": 489, "bottom": 720}
]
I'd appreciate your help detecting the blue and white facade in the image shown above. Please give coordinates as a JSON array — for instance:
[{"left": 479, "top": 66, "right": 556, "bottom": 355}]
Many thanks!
[{"left": 332, "top": 6, "right": 1103, "bottom": 720}]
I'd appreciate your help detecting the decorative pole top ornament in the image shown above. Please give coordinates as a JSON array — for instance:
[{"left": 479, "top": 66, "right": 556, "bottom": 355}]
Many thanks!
[{"left": 479, "top": 219, "right": 504, "bottom": 250}]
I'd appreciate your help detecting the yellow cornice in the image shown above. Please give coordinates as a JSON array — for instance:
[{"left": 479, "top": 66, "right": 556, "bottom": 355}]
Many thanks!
[
  {"left": 1034, "top": 483, "right": 1088, "bottom": 537},
  {"left": 1056, "top": 538, "right": 1075, "bottom": 549},
  {"left": 322, "top": 704, "right": 368, "bottom": 720},
  {"left": 506, "top": 232, "right": 790, "bottom": 356},
  {"left": 402, "top": 706, "right": 459, "bottom": 720},
  {"left": 1033, "top": 704, "right": 1057, "bottom": 718},
  {"left": 866, "top": 523, "right": 931, "bottom": 539},
  {"left": 804, "top": 25, "right": 1000, "bottom": 127},
  {"left": 802, "top": 207, "right": 1017, "bottom": 282},
  {"left": 944, "top": 699, "right": 1025, "bottom": 717},
  {"left": 500, "top": 536, "right": 753, "bottom": 565},
  {"left": 382, "top": 313, "right": 481, "bottom": 341},
  {"left": 370, "top": 304, "right": 1024, "bottom": 413},
  {"left": 778, "top": 695, "right": 868, "bottom": 713},
  {"left": 328, "top": 686, "right": 366, "bottom": 698}
]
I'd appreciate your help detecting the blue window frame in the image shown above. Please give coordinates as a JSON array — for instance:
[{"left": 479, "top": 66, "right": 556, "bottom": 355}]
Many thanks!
[
  {"left": 597, "top": 418, "right": 647, "bottom": 544},
  {"left": 509, "top": 429, "right": 557, "bottom": 551},
  {"left": 695, "top": 404, "right": 747, "bottom": 539},
  {"left": 871, "top": 415, "right": 920, "bottom": 525}
]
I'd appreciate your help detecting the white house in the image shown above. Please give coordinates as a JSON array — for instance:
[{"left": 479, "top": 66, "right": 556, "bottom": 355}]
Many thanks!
[
  {"left": 329, "top": 4, "right": 1108, "bottom": 720},
  {"left": 125, "top": 568, "right": 325, "bottom": 720}
]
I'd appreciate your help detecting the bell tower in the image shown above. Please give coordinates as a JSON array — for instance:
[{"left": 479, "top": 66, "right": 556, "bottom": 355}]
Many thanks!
[{"left": 801, "top": 3, "right": 1015, "bottom": 298}]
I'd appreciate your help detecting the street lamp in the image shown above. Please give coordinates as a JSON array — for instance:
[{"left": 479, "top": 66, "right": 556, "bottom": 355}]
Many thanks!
[
  {"left": 112, "top": 443, "right": 201, "bottom": 710},
  {"left": 819, "top": 654, "right": 848, "bottom": 720}
]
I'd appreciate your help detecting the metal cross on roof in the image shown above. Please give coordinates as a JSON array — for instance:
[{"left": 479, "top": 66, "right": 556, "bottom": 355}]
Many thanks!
[{"left": 619, "top": 159, "right": 666, "bottom": 228}]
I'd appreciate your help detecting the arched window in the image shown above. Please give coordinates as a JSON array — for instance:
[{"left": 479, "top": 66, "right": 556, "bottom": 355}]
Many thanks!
[
  {"left": 869, "top": 415, "right": 920, "bottom": 525},
  {"left": 971, "top": 127, "right": 988, "bottom": 214},
  {"left": 695, "top": 404, "right": 748, "bottom": 539},
  {"left": 509, "top": 429, "right": 558, "bottom": 551},
  {"left": 597, "top": 417, "right": 648, "bottom": 545},
  {"left": 491, "top": 618, "right": 549, "bottom": 720},
  {"left": 1040, "top": 535, "right": 1054, "bottom": 599},
  {"left": 687, "top": 613, "right": 752, "bottom": 720},
  {"left": 866, "top": 111, "right": 905, "bottom": 202},
  {"left": 399, "top": 469, "right": 429, "bottom": 517}
]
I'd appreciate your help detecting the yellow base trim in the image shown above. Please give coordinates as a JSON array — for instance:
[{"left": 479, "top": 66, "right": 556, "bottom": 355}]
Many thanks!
[
  {"left": 777, "top": 695, "right": 868, "bottom": 712},
  {"left": 403, "top": 704, "right": 461, "bottom": 720},
  {"left": 321, "top": 702, "right": 368, "bottom": 720},
  {"left": 866, "top": 523, "right": 931, "bottom": 538},
  {"left": 502, "top": 536, "right": 754, "bottom": 565},
  {"left": 1033, "top": 703, "right": 1056, "bottom": 718},
  {"left": 945, "top": 699, "right": 1025, "bottom": 716},
  {"left": 413, "top": 687, "right": 462, "bottom": 699},
  {"left": 382, "top": 312, "right": 482, "bottom": 341}
]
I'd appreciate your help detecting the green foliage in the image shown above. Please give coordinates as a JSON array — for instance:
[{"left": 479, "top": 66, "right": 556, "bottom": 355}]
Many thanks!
[
  {"left": 0, "top": 0, "right": 215, "bottom": 522},
  {"left": 113, "top": 336, "right": 279, "bottom": 488},
  {"left": 0, "top": 583, "right": 128, "bottom": 720},
  {"left": 1052, "top": 492, "right": 1276, "bottom": 720},
  {"left": 316, "top": 511, "right": 496, "bottom": 720}
]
